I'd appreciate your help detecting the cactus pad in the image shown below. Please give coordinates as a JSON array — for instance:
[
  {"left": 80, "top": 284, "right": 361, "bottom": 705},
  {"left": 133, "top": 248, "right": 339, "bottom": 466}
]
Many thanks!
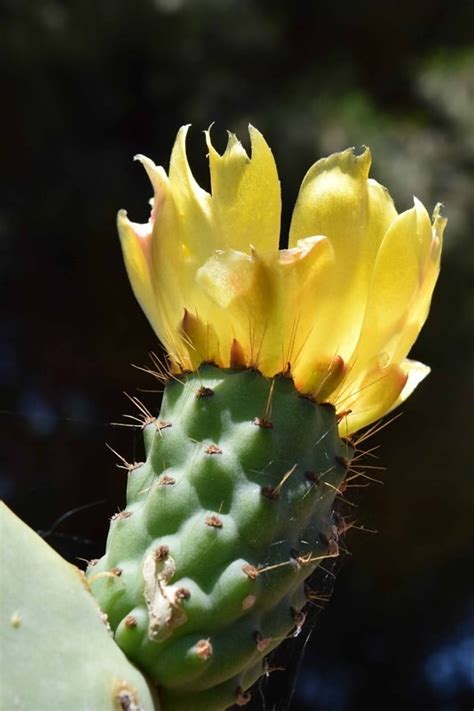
[
  {"left": 89, "top": 365, "right": 350, "bottom": 709},
  {"left": 0, "top": 502, "right": 159, "bottom": 711}
]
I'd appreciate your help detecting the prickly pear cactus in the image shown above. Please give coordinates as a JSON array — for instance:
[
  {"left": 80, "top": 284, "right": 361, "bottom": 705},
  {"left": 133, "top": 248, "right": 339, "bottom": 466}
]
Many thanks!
[
  {"left": 88, "top": 125, "right": 444, "bottom": 709},
  {"left": 0, "top": 502, "right": 160, "bottom": 711},
  {"left": 88, "top": 366, "right": 350, "bottom": 709}
]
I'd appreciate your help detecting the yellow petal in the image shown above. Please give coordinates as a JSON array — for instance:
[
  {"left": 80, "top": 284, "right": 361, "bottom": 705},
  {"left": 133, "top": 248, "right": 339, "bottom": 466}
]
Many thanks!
[
  {"left": 348, "top": 199, "right": 428, "bottom": 379},
  {"left": 296, "top": 355, "right": 346, "bottom": 401},
  {"left": 289, "top": 148, "right": 399, "bottom": 363},
  {"left": 168, "top": 125, "right": 214, "bottom": 261},
  {"left": 289, "top": 148, "right": 397, "bottom": 256},
  {"left": 196, "top": 236, "right": 334, "bottom": 374},
  {"left": 206, "top": 125, "right": 281, "bottom": 253},
  {"left": 392, "top": 204, "right": 446, "bottom": 363},
  {"left": 117, "top": 129, "right": 444, "bottom": 435},
  {"left": 337, "top": 362, "right": 408, "bottom": 435},
  {"left": 388, "top": 359, "right": 431, "bottom": 414},
  {"left": 117, "top": 210, "right": 166, "bottom": 340},
  {"left": 229, "top": 338, "right": 247, "bottom": 368},
  {"left": 179, "top": 309, "right": 222, "bottom": 369}
]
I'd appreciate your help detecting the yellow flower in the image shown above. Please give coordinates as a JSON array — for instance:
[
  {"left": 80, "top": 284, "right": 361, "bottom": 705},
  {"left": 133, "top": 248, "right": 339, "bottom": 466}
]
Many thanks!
[{"left": 118, "top": 126, "right": 445, "bottom": 434}]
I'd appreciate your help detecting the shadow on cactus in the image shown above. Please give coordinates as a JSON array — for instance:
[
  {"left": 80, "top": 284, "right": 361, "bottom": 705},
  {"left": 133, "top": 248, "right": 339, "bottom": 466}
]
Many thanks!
[{"left": 2, "top": 126, "right": 445, "bottom": 711}]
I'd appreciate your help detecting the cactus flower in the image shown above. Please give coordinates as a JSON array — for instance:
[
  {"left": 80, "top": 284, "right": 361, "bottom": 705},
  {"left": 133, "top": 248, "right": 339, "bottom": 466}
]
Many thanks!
[{"left": 118, "top": 126, "right": 445, "bottom": 433}]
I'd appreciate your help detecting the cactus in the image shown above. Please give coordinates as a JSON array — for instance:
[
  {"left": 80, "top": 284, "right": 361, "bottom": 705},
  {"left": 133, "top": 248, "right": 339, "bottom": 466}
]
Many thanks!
[
  {"left": 0, "top": 502, "right": 160, "bottom": 711},
  {"left": 1, "top": 125, "right": 444, "bottom": 709},
  {"left": 86, "top": 127, "right": 445, "bottom": 709},
  {"left": 88, "top": 365, "right": 349, "bottom": 709}
]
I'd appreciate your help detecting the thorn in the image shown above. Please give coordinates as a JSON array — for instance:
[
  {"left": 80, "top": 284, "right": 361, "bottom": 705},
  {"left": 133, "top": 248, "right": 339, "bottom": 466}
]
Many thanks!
[
  {"left": 263, "top": 658, "right": 286, "bottom": 677},
  {"left": 253, "top": 416, "right": 273, "bottom": 429},
  {"left": 242, "top": 564, "right": 258, "bottom": 580},
  {"left": 335, "top": 455, "right": 351, "bottom": 470},
  {"left": 353, "top": 412, "right": 403, "bottom": 445},
  {"left": 205, "top": 514, "right": 223, "bottom": 528},
  {"left": 291, "top": 607, "right": 306, "bottom": 636},
  {"left": 305, "top": 464, "right": 336, "bottom": 485},
  {"left": 158, "top": 475, "right": 176, "bottom": 486},
  {"left": 105, "top": 442, "right": 141, "bottom": 472},
  {"left": 110, "top": 510, "right": 133, "bottom": 522},
  {"left": 154, "top": 545, "right": 169, "bottom": 561},
  {"left": 205, "top": 443, "right": 222, "bottom": 455},
  {"left": 156, "top": 420, "right": 172, "bottom": 431},
  {"left": 124, "top": 615, "right": 137, "bottom": 629},
  {"left": 253, "top": 378, "right": 276, "bottom": 429},
  {"left": 116, "top": 685, "right": 140, "bottom": 711},
  {"left": 294, "top": 546, "right": 339, "bottom": 567},
  {"left": 259, "top": 465, "right": 299, "bottom": 502},
  {"left": 273, "top": 464, "right": 297, "bottom": 496},
  {"left": 123, "top": 392, "right": 153, "bottom": 420},
  {"left": 253, "top": 631, "right": 271, "bottom": 652},
  {"left": 337, "top": 479, "right": 347, "bottom": 494},
  {"left": 256, "top": 557, "right": 299, "bottom": 575},
  {"left": 235, "top": 687, "right": 251, "bottom": 706},
  {"left": 261, "top": 485, "right": 278, "bottom": 501},
  {"left": 196, "top": 386, "right": 214, "bottom": 398},
  {"left": 304, "top": 584, "right": 331, "bottom": 607},
  {"left": 305, "top": 471, "right": 322, "bottom": 484},
  {"left": 175, "top": 587, "right": 191, "bottom": 601},
  {"left": 336, "top": 409, "right": 352, "bottom": 423},
  {"left": 195, "top": 638, "right": 213, "bottom": 660}
]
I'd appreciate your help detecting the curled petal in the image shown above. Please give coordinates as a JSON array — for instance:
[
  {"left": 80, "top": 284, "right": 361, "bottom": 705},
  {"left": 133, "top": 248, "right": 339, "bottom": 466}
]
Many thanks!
[
  {"left": 388, "top": 359, "right": 431, "bottom": 413},
  {"left": 349, "top": 200, "right": 425, "bottom": 376},
  {"left": 392, "top": 205, "right": 446, "bottom": 363},
  {"left": 337, "top": 362, "right": 409, "bottom": 436},
  {"left": 117, "top": 210, "right": 165, "bottom": 340}
]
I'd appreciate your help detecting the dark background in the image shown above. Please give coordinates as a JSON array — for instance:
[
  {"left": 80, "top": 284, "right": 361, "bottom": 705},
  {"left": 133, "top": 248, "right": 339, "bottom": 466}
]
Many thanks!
[{"left": 2, "top": 1, "right": 474, "bottom": 709}]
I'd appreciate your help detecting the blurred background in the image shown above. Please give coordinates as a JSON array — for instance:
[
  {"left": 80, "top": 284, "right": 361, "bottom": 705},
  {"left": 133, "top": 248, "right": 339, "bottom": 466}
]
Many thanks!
[{"left": 1, "top": 1, "right": 473, "bottom": 709}]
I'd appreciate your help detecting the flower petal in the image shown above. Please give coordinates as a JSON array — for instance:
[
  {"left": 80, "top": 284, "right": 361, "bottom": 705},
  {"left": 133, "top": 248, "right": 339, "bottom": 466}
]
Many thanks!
[
  {"left": 337, "top": 362, "right": 408, "bottom": 435},
  {"left": 206, "top": 125, "right": 281, "bottom": 253},
  {"left": 392, "top": 204, "right": 446, "bottom": 363},
  {"left": 168, "top": 125, "right": 214, "bottom": 261},
  {"left": 388, "top": 359, "right": 431, "bottom": 413},
  {"left": 117, "top": 209, "right": 166, "bottom": 339},
  {"left": 289, "top": 148, "right": 398, "bottom": 362},
  {"left": 179, "top": 309, "right": 222, "bottom": 368}
]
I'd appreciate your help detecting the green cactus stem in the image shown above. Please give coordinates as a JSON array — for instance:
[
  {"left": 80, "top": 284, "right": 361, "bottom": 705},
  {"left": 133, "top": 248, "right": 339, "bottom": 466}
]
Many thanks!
[{"left": 89, "top": 365, "right": 351, "bottom": 710}]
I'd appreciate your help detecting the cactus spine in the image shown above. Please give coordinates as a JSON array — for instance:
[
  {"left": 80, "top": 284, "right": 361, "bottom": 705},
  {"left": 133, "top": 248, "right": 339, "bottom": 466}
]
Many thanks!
[{"left": 88, "top": 365, "right": 351, "bottom": 710}]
